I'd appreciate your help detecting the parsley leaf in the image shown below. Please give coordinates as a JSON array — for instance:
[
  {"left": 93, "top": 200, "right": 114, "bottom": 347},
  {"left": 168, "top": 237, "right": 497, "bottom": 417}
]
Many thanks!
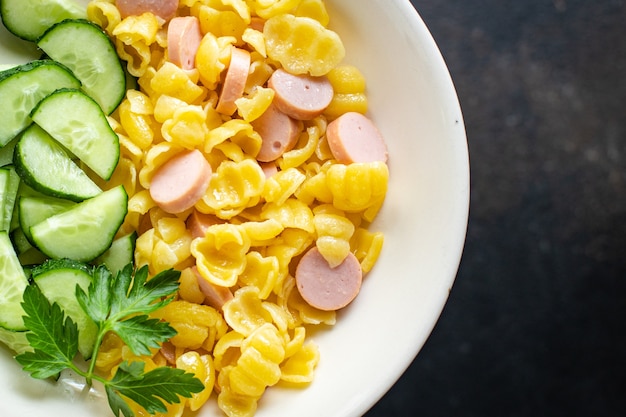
[
  {"left": 16, "top": 263, "right": 204, "bottom": 417},
  {"left": 112, "top": 315, "right": 176, "bottom": 356},
  {"left": 16, "top": 285, "right": 79, "bottom": 379},
  {"left": 107, "top": 361, "right": 205, "bottom": 415},
  {"left": 77, "top": 264, "right": 179, "bottom": 356}
]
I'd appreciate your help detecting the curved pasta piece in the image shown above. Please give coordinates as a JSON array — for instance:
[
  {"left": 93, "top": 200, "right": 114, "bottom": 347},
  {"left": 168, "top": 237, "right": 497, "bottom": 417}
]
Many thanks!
[
  {"left": 87, "top": 0, "right": 122, "bottom": 35},
  {"left": 279, "top": 341, "right": 320, "bottom": 384},
  {"left": 196, "top": 5, "right": 248, "bottom": 42},
  {"left": 313, "top": 212, "right": 355, "bottom": 268},
  {"left": 325, "top": 161, "right": 389, "bottom": 213},
  {"left": 222, "top": 286, "right": 273, "bottom": 336},
  {"left": 151, "top": 62, "right": 207, "bottom": 103},
  {"left": 295, "top": 0, "right": 330, "bottom": 27},
  {"left": 201, "top": 159, "right": 266, "bottom": 219},
  {"left": 279, "top": 125, "right": 321, "bottom": 170},
  {"left": 235, "top": 86, "right": 274, "bottom": 122},
  {"left": 112, "top": 13, "right": 160, "bottom": 46},
  {"left": 251, "top": 0, "right": 300, "bottom": 19},
  {"left": 196, "top": 32, "right": 236, "bottom": 90},
  {"left": 262, "top": 167, "right": 306, "bottom": 205},
  {"left": 118, "top": 97, "right": 155, "bottom": 149},
  {"left": 176, "top": 352, "right": 216, "bottom": 411},
  {"left": 351, "top": 228, "right": 385, "bottom": 274},
  {"left": 192, "top": 223, "right": 251, "bottom": 287},
  {"left": 264, "top": 14, "right": 345, "bottom": 76},
  {"left": 161, "top": 104, "right": 209, "bottom": 148},
  {"left": 239, "top": 252, "right": 279, "bottom": 299},
  {"left": 205, "top": 119, "right": 262, "bottom": 156}
]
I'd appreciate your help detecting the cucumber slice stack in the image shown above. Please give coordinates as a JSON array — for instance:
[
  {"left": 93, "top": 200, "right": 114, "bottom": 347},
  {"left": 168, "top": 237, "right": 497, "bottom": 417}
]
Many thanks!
[
  {"left": 14, "top": 124, "right": 102, "bottom": 201},
  {"left": 0, "top": 16, "right": 129, "bottom": 264},
  {"left": 0, "top": 8, "right": 134, "bottom": 352},
  {"left": 0, "top": 60, "right": 81, "bottom": 147},
  {"left": 31, "top": 88, "right": 120, "bottom": 180}
]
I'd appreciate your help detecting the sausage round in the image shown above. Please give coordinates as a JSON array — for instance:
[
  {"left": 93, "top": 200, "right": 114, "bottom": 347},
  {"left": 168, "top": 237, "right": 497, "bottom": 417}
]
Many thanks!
[
  {"left": 216, "top": 47, "right": 251, "bottom": 115},
  {"left": 116, "top": 0, "right": 178, "bottom": 21},
  {"left": 149, "top": 149, "right": 212, "bottom": 214},
  {"left": 252, "top": 103, "right": 301, "bottom": 162},
  {"left": 168, "top": 16, "right": 203, "bottom": 70},
  {"left": 295, "top": 247, "right": 362, "bottom": 311},
  {"left": 326, "top": 112, "right": 388, "bottom": 164},
  {"left": 186, "top": 209, "right": 222, "bottom": 239},
  {"left": 268, "top": 68, "right": 334, "bottom": 120},
  {"left": 191, "top": 267, "right": 233, "bottom": 310}
]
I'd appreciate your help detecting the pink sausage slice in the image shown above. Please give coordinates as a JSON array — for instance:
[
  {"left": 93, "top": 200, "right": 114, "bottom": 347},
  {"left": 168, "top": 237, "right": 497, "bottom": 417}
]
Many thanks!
[
  {"left": 268, "top": 68, "right": 334, "bottom": 120},
  {"left": 168, "top": 16, "right": 203, "bottom": 70},
  {"left": 252, "top": 103, "right": 301, "bottom": 162},
  {"left": 186, "top": 209, "right": 222, "bottom": 239},
  {"left": 326, "top": 112, "right": 388, "bottom": 164},
  {"left": 216, "top": 47, "right": 251, "bottom": 115},
  {"left": 295, "top": 247, "right": 362, "bottom": 311},
  {"left": 149, "top": 149, "right": 212, "bottom": 214},
  {"left": 259, "top": 161, "right": 278, "bottom": 178},
  {"left": 192, "top": 267, "right": 234, "bottom": 310},
  {"left": 116, "top": 0, "right": 178, "bottom": 21}
]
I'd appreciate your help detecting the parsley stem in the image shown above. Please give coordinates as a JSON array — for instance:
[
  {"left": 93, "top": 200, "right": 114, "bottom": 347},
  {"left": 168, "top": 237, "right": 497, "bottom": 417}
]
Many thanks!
[{"left": 85, "top": 323, "right": 111, "bottom": 385}]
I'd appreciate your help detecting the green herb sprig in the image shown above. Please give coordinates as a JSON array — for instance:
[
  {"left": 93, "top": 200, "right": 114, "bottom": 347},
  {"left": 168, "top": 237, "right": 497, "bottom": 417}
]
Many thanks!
[{"left": 15, "top": 264, "right": 204, "bottom": 417}]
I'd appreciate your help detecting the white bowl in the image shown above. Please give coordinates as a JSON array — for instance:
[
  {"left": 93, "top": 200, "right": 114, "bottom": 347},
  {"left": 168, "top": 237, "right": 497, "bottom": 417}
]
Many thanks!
[{"left": 0, "top": 0, "right": 469, "bottom": 416}]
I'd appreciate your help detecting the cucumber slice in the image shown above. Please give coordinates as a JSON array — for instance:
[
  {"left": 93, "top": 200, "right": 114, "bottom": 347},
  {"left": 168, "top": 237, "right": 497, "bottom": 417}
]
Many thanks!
[
  {"left": 0, "top": 0, "right": 87, "bottom": 42},
  {"left": 0, "top": 60, "right": 81, "bottom": 146},
  {"left": 0, "top": 136, "right": 18, "bottom": 167},
  {"left": 30, "top": 185, "right": 128, "bottom": 262},
  {"left": 0, "top": 327, "right": 31, "bottom": 354},
  {"left": 10, "top": 227, "right": 31, "bottom": 254},
  {"left": 30, "top": 257, "right": 93, "bottom": 277},
  {"left": 34, "top": 267, "right": 98, "bottom": 359},
  {"left": 94, "top": 231, "right": 137, "bottom": 276},
  {"left": 18, "top": 195, "right": 76, "bottom": 244},
  {"left": 37, "top": 19, "right": 126, "bottom": 114},
  {"left": 0, "top": 170, "right": 8, "bottom": 230},
  {"left": 0, "top": 231, "right": 29, "bottom": 331},
  {"left": 0, "top": 165, "right": 20, "bottom": 231},
  {"left": 31, "top": 88, "right": 120, "bottom": 180},
  {"left": 13, "top": 124, "right": 102, "bottom": 202},
  {"left": 18, "top": 246, "right": 47, "bottom": 266}
]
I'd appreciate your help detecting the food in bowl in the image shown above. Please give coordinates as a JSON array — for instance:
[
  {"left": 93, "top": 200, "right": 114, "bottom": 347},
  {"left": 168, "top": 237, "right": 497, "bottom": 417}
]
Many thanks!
[
  {"left": 0, "top": 0, "right": 399, "bottom": 416},
  {"left": 0, "top": 0, "right": 469, "bottom": 416}
]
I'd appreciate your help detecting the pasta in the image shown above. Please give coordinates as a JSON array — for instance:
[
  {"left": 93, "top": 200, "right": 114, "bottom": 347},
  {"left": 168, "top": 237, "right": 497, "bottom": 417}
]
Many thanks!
[{"left": 85, "top": 0, "right": 389, "bottom": 416}]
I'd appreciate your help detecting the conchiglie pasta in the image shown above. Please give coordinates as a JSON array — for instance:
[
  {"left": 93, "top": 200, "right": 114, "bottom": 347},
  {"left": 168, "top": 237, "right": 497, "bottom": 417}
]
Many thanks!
[
  {"left": 192, "top": 223, "right": 251, "bottom": 287},
  {"left": 263, "top": 13, "right": 345, "bottom": 76}
]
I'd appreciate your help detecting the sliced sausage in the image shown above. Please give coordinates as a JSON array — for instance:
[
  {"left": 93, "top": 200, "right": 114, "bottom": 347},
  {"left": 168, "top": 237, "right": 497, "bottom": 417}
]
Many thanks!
[
  {"left": 268, "top": 68, "right": 334, "bottom": 120},
  {"left": 116, "top": 0, "right": 178, "bottom": 21},
  {"left": 160, "top": 341, "right": 177, "bottom": 365},
  {"left": 149, "top": 149, "right": 212, "bottom": 214},
  {"left": 168, "top": 16, "right": 203, "bottom": 70},
  {"left": 251, "top": 103, "right": 301, "bottom": 162},
  {"left": 249, "top": 17, "right": 265, "bottom": 32},
  {"left": 259, "top": 161, "right": 278, "bottom": 178},
  {"left": 295, "top": 247, "right": 362, "bottom": 311},
  {"left": 192, "top": 267, "right": 234, "bottom": 310},
  {"left": 326, "top": 112, "right": 388, "bottom": 164},
  {"left": 216, "top": 47, "right": 251, "bottom": 115},
  {"left": 186, "top": 209, "right": 222, "bottom": 239}
]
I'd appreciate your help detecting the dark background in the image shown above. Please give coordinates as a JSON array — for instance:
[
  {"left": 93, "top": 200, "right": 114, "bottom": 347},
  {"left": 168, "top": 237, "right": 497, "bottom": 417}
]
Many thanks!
[{"left": 366, "top": 1, "right": 626, "bottom": 416}]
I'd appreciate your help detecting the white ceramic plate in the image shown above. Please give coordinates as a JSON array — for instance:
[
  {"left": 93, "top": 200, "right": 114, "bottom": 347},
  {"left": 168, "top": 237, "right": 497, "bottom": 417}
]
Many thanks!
[{"left": 0, "top": 0, "right": 469, "bottom": 416}]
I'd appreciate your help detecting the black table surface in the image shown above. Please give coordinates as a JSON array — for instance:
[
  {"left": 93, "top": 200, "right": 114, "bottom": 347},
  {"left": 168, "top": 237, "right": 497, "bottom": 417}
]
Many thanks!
[{"left": 366, "top": 1, "right": 626, "bottom": 416}]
